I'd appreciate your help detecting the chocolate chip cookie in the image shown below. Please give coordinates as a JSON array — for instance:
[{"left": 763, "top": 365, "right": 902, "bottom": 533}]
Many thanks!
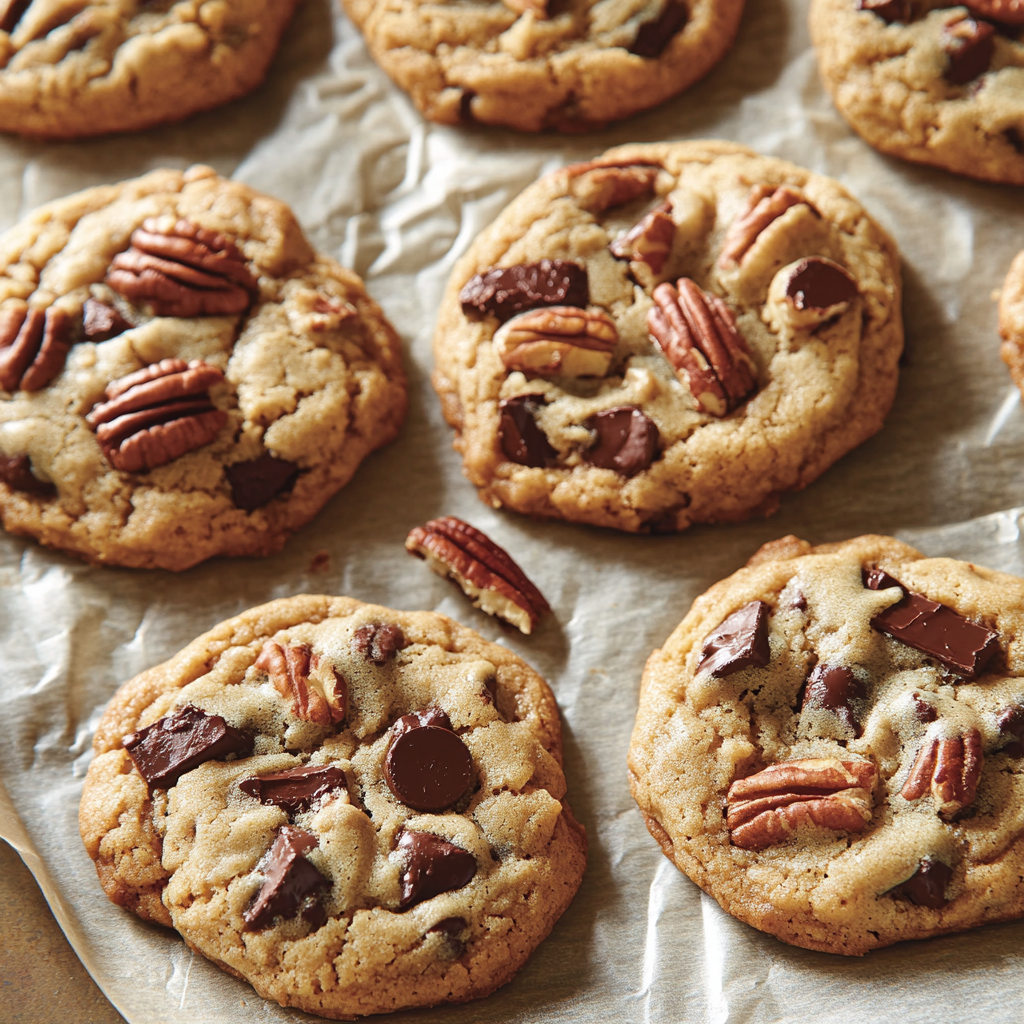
[
  {"left": 432, "top": 141, "right": 903, "bottom": 534},
  {"left": 810, "top": 0, "right": 1024, "bottom": 184},
  {"left": 0, "top": 0, "right": 301, "bottom": 139},
  {"left": 79, "top": 596, "right": 586, "bottom": 1017},
  {"left": 0, "top": 165, "right": 407, "bottom": 570},
  {"left": 999, "top": 249, "right": 1024, "bottom": 392},
  {"left": 340, "top": 0, "right": 745, "bottom": 131},
  {"left": 629, "top": 533, "right": 1024, "bottom": 955}
]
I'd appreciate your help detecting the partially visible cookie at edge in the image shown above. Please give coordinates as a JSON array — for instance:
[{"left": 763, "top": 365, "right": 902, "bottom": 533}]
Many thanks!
[
  {"left": 0, "top": 165, "right": 407, "bottom": 570},
  {"left": 1000, "top": 249, "right": 1024, "bottom": 393}
]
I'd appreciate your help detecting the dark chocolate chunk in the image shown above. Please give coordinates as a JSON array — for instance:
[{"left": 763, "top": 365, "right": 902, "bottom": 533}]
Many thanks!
[
  {"left": 911, "top": 692, "right": 938, "bottom": 723},
  {"left": 123, "top": 704, "right": 252, "bottom": 791},
  {"left": 697, "top": 600, "right": 771, "bottom": 678},
  {"left": 498, "top": 394, "right": 557, "bottom": 468},
  {"left": 0, "top": 453, "right": 55, "bottom": 496},
  {"left": 239, "top": 764, "right": 345, "bottom": 815},
  {"left": 802, "top": 664, "right": 867, "bottom": 736},
  {"left": 243, "top": 825, "right": 329, "bottom": 930},
  {"left": 997, "top": 705, "right": 1024, "bottom": 757},
  {"left": 863, "top": 566, "right": 903, "bottom": 591},
  {"left": 83, "top": 298, "right": 131, "bottom": 341},
  {"left": 397, "top": 831, "right": 476, "bottom": 909},
  {"left": 894, "top": 857, "right": 952, "bottom": 909},
  {"left": 459, "top": 260, "right": 588, "bottom": 323},
  {"left": 226, "top": 453, "right": 300, "bottom": 512},
  {"left": 384, "top": 717, "right": 474, "bottom": 812},
  {"left": 351, "top": 622, "right": 406, "bottom": 665},
  {"left": 391, "top": 707, "right": 454, "bottom": 741},
  {"left": 943, "top": 17, "right": 995, "bottom": 85},
  {"left": 784, "top": 257, "right": 858, "bottom": 311},
  {"left": 628, "top": 0, "right": 689, "bottom": 57},
  {"left": 790, "top": 591, "right": 808, "bottom": 611},
  {"left": 0, "top": 0, "right": 32, "bottom": 34},
  {"left": 1006, "top": 127, "right": 1024, "bottom": 155},
  {"left": 583, "top": 405, "right": 659, "bottom": 477},
  {"left": 857, "top": 0, "right": 910, "bottom": 22},
  {"left": 428, "top": 916, "right": 468, "bottom": 958}
]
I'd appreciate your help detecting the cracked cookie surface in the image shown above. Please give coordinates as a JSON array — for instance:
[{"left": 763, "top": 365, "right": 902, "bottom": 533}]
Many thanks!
[
  {"left": 810, "top": 0, "right": 1024, "bottom": 184},
  {"left": 78, "top": 595, "right": 587, "bottom": 1018},
  {"left": 340, "top": 0, "right": 745, "bottom": 131},
  {"left": 0, "top": 0, "right": 302, "bottom": 139},
  {"left": 432, "top": 140, "right": 902, "bottom": 534},
  {"left": 628, "top": 534, "right": 1024, "bottom": 955},
  {"left": 0, "top": 165, "right": 407, "bottom": 570}
]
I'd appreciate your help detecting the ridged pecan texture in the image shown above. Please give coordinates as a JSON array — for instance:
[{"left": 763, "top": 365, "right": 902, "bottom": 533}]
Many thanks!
[
  {"left": 901, "top": 727, "right": 983, "bottom": 817},
  {"left": 493, "top": 305, "right": 618, "bottom": 378},
  {"left": 718, "top": 185, "right": 813, "bottom": 268},
  {"left": 0, "top": 301, "right": 73, "bottom": 392},
  {"left": 610, "top": 201, "right": 675, "bottom": 274},
  {"left": 255, "top": 640, "right": 345, "bottom": 725}
]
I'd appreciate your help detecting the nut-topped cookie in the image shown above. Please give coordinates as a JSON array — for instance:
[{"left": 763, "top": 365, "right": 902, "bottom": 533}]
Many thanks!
[
  {"left": 433, "top": 141, "right": 903, "bottom": 534},
  {"left": 999, "top": 249, "right": 1024, "bottom": 393},
  {"left": 0, "top": 166, "right": 407, "bottom": 570},
  {"left": 341, "top": 0, "right": 745, "bottom": 131},
  {"left": 79, "top": 596, "right": 586, "bottom": 1017},
  {"left": 810, "top": 0, "right": 1024, "bottom": 184},
  {"left": 629, "top": 534, "right": 1024, "bottom": 954},
  {"left": 0, "top": 0, "right": 301, "bottom": 139}
]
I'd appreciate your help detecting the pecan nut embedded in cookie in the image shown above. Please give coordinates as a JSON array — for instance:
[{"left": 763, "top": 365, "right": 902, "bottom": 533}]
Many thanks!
[
  {"left": 718, "top": 184, "right": 815, "bottom": 268},
  {"left": 0, "top": 303, "right": 73, "bottom": 392},
  {"left": 610, "top": 202, "right": 676, "bottom": 274},
  {"left": 493, "top": 306, "right": 618, "bottom": 378}
]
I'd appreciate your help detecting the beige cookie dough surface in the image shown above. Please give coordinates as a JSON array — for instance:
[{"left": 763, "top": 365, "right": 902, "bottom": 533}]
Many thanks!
[
  {"left": 0, "top": 165, "right": 407, "bottom": 570},
  {"left": 628, "top": 534, "right": 1024, "bottom": 955},
  {"left": 341, "top": 0, "right": 745, "bottom": 131},
  {"left": 433, "top": 140, "right": 903, "bottom": 534},
  {"left": 810, "top": 0, "right": 1024, "bottom": 184},
  {"left": 79, "top": 596, "right": 587, "bottom": 1018},
  {"left": 999, "top": 249, "right": 1024, "bottom": 393},
  {"left": 0, "top": 0, "right": 302, "bottom": 139}
]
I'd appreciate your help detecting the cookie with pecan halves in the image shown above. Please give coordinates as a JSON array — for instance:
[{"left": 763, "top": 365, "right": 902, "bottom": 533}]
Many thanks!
[
  {"left": 0, "top": 166, "right": 407, "bottom": 570},
  {"left": 433, "top": 141, "right": 903, "bottom": 534},
  {"left": 629, "top": 533, "right": 1024, "bottom": 955}
]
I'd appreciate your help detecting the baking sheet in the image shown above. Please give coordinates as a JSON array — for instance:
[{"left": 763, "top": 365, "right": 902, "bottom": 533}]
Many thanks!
[{"left": 3, "top": 0, "right": 1024, "bottom": 1020}]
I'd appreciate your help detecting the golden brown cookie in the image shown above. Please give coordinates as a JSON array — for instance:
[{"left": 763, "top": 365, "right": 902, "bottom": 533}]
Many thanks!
[{"left": 1000, "top": 249, "right": 1024, "bottom": 393}]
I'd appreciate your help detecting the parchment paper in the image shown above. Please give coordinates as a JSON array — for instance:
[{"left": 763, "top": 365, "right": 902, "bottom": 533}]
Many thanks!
[{"left": 3, "top": 0, "right": 1024, "bottom": 1020}]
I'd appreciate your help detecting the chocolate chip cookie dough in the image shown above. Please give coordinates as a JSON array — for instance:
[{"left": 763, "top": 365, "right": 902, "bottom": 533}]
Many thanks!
[
  {"left": 0, "top": 0, "right": 302, "bottom": 139},
  {"left": 629, "top": 534, "right": 1024, "bottom": 955},
  {"left": 999, "top": 249, "right": 1024, "bottom": 392},
  {"left": 810, "top": 0, "right": 1024, "bottom": 184},
  {"left": 340, "top": 0, "right": 745, "bottom": 131},
  {"left": 433, "top": 141, "right": 903, "bottom": 534},
  {"left": 0, "top": 165, "right": 407, "bottom": 570},
  {"left": 79, "top": 596, "right": 586, "bottom": 1017}
]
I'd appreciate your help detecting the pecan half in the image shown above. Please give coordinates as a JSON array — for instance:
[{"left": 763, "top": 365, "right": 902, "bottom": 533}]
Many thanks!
[
  {"left": 86, "top": 358, "right": 227, "bottom": 472},
  {"left": 727, "top": 757, "right": 877, "bottom": 851},
  {"left": 901, "top": 727, "right": 983, "bottom": 817},
  {"left": 255, "top": 641, "right": 343, "bottom": 725},
  {"left": 493, "top": 305, "right": 617, "bottom": 378},
  {"left": 649, "top": 279, "right": 757, "bottom": 416},
  {"left": 106, "top": 219, "right": 258, "bottom": 318},
  {"left": 0, "top": 302, "right": 73, "bottom": 392},
  {"left": 942, "top": 15, "right": 995, "bottom": 85},
  {"left": 718, "top": 185, "right": 813, "bottom": 269},
  {"left": 610, "top": 202, "right": 675, "bottom": 275},
  {"left": 405, "top": 516, "right": 550, "bottom": 634},
  {"left": 568, "top": 162, "right": 661, "bottom": 212},
  {"left": 966, "top": 0, "right": 1024, "bottom": 24}
]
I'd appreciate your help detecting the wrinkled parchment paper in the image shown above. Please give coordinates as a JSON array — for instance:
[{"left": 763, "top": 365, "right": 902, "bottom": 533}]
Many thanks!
[{"left": 3, "top": 1, "right": 1024, "bottom": 1020}]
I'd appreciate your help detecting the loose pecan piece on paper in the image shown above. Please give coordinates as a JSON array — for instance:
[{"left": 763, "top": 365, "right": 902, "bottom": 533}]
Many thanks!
[
  {"left": 107, "top": 219, "right": 259, "bottom": 318},
  {"left": 255, "top": 640, "right": 345, "bottom": 725},
  {"left": 901, "top": 727, "right": 983, "bottom": 817},
  {"left": 727, "top": 757, "right": 877, "bottom": 851},
  {"left": 493, "top": 306, "right": 618, "bottom": 378},
  {"left": 648, "top": 279, "right": 757, "bottom": 416},
  {"left": 718, "top": 185, "right": 815, "bottom": 269},
  {"left": 610, "top": 202, "right": 675, "bottom": 275},
  {"left": 0, "top": 302, "right": 73, "bottom": 392},
  {"left": 406, "top": 516, "right": 550, "bottom": 634},
  {"left": 86, "top": 358, "right": 227, "bottom": 472}
]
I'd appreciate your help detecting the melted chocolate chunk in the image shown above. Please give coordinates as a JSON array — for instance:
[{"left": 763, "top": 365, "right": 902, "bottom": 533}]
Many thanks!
[
  {"left": 459, "top": 260, "right": 588, "bottom": 323},
  {"left": 123, "top": 705, "right": 252, "bottom": 791},
  {"left": 0, "top": 453, "right": 55, "bottom": 496},
  {"left": 943, "top": 17, "right": 995, "bottom": 85},
  {"left": 858, "top": 0, "right": 910, "bottom": 22},
  {"left": 628, "top": 0, "right": 689, "bottom": 57},
  {"left": 911, "top": 692, "right": 939, "bottom": 723},
  {"left": 785, "top": 257, "right": 858, "bottom": 311},
  {"left": 498, "top": 394, "right": 557, "bottom": 468},
  {"left": 894, "top": 858, "right": 952, "bottom": 909},
  {"left": 83, "top": 298, "right": 131, "bottom": 342},
  {"left": 351, "top": 622, "right": 405, "bottom": 665},
  {"left": 697, "top": 600, "right": 771, "bottom": 678},
  {"left": 802, "top": 664, "right": 866, "bottom": 736},
  {"left": 583, "top": 406, "right": 659, "bottom": 477},
  {"left": 397, "top": 831, "right": 477, "bottom": 909},
  {"left": 239, "top": 764, "right": 345, "bottom": 814},
  {"left": 997, "top": 705, "right": 1024, "bottom": 757},
  {"left": 863, "top": 566, "right": 903, "bottom": 591},
  {"left": 428, "top": 916, "right": 468, "bottom": 958},
  {"left": 384, "top": 712, "right": 474, "bottom": 812},
  {"left": 243, "top": 825, "right": 328, "bottom": 930},
  {"left": 226, "top": 453, "right": 300, "bottom": 512}
]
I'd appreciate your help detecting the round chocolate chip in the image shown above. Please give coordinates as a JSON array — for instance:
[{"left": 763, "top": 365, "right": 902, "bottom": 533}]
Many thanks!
[
  {"left": 784, "top": 257, "right": 858, "bottom": 311},
  {"left": 384, "top": 726, "right": 473, "bottom": 812}
]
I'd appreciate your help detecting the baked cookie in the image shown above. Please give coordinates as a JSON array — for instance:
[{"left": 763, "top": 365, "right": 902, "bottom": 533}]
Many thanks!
[
  {"left": 629, "top": 533, "right": 1024, "bottom": 955},
  {"left": 0, "top": 165, "right": 407, "bottom": 570},
  {"left": 810, "top": 0, "right": 1024, "bottom": 184},
  {"left": 432, "top": 141, "right": 903, "bottom": 534},
  {"left": 0, "top": 0, "right": 302, "bottom": 139},
  {"left": 999, "top": 249, "right": 1024, "bottom": 392},
  {"left": 340, "top": 0, "right": 745, "bottom": 132},
  {"left": 79, "top": 596, "right": 586, "bottom": 1017}
]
